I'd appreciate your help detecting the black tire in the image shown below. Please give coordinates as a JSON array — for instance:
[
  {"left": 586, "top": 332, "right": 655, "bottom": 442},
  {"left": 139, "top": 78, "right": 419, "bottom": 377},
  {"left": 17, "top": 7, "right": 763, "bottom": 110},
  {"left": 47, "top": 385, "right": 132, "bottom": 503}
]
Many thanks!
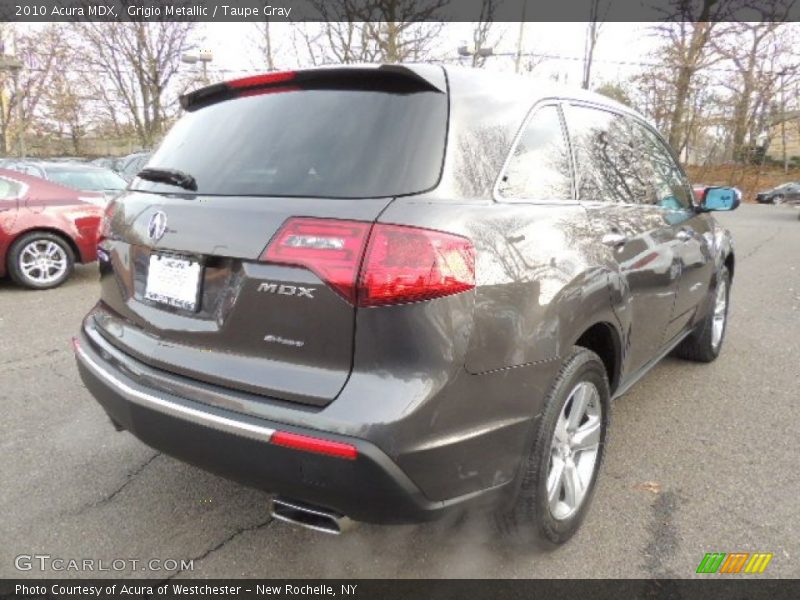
[
  {"left": 495, "top": 346, "right": 610, "bottom": 548},
  {"left": 7, "top": 231, "right": 75, "bottom": 290},
  {"left": 673, "top": 266, "right": 730, "bottom": 363},
  {"left": 773, "top": 194, "right": 784, "bottom": 205}
]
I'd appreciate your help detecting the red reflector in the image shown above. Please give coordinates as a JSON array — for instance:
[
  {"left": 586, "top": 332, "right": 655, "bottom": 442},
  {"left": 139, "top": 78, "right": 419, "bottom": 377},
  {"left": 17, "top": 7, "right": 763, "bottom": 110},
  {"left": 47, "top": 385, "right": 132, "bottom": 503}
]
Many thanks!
[
  {"left": 262, "top": 218, "right": 371, "bottom": 304},
  {"left": 226, "top": 71, "right": 296, "bottom": 89},
  {"left": 358, "top": 224, "right": 475, "bottom": 307},
  {"left": 271, "top": 431, "right": 358, "bottom": 460}
]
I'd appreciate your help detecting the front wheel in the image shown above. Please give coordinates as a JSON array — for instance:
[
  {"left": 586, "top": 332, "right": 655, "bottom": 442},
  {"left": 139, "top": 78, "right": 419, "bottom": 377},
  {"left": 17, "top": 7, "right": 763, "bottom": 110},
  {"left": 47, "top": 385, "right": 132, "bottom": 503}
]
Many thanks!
[
  {"left": 673, "top": 266, "right": 730, "bottom": 363},
  {"left": 773, "top": 194, "right": 784, "bottom": 205},
  {"left": 7, "top": 232, "right": 75, "bottom": 290},
  {"left": 495, "top": 346, "right": 610, "bottom": 547}
]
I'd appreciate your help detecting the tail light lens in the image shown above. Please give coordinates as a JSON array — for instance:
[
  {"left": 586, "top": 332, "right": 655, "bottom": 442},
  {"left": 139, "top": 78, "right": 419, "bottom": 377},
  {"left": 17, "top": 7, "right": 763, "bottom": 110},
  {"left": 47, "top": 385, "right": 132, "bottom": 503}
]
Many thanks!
[
  {"left": 263, "top": 218, "right": 475, "bottom": 307},
  {"left": 358, "top": 224, "right": 475, "bottom": 307},
  {"left": 262, "top": 218, "right": 371, "bottom": 304}
]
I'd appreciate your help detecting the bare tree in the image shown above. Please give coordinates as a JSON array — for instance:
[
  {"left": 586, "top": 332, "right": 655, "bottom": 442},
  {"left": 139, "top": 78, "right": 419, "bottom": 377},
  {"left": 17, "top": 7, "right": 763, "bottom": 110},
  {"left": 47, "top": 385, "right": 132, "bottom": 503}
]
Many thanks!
[
  {"left": 713, "top": 5, "right": 798, "bottom": 162},
  {"left": 40, "top": 48, "right": 90, "bottom": 154},
  {"left": 299, "top": 0, "right": 449, "bottom": 65},
  {"left": 251, "top": 21, "right": 277, "bottom": 70},
  {"left": 75, "top": 22, "right": 196, "bottom": 148},
  {"left": 470, "top": 0, "right": 499, "bottom": 68},
  {"left": 649, "top": 0, "right": 740, "bottom": 153},
  {"left": 595, "top": 81, "right": 635, "bottom": 107},
  {"left": 0, "top": 25, "right": 66, "bottom": 155}
]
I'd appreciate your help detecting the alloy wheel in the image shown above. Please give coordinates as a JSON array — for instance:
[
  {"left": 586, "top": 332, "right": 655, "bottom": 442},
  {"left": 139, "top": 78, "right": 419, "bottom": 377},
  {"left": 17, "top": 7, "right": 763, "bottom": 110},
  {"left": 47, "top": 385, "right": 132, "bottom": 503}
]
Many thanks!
[
  {"left": 711, "top": 279, "right": 728, "bottom": 350},
  {"left": 18, "top": 240, "right": 68, "bottom": 286},
  {"left": 547, "top": 381, "right": 602, "bottom": 521}
]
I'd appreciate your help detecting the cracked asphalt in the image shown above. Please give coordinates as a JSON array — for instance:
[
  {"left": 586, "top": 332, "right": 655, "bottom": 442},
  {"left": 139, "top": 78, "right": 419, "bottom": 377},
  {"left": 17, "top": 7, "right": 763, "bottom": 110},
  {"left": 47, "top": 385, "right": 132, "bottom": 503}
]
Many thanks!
[{"left": 1, "top": 203, "right": 798, "bottom": 579}]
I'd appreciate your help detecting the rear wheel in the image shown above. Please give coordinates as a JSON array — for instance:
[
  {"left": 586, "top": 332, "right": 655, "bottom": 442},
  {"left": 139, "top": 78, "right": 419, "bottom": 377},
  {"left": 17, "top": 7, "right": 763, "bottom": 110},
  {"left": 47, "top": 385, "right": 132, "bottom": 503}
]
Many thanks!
[
  {"left": 495, "top": 347, "right": 610, "bottom": 547},
  {"left": 8, "top": 232, "right": 75, "bottom": 290},
  {"left": 673, "top": 266, "right": 730, "bottom": 363}
]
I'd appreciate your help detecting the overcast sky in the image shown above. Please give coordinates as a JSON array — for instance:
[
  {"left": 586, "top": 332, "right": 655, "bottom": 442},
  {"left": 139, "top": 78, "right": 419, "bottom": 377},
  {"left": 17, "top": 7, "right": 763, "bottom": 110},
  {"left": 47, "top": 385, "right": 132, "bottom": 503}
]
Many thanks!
[{"left": 193, "top": 22, "right": 658, "bottom": 87}]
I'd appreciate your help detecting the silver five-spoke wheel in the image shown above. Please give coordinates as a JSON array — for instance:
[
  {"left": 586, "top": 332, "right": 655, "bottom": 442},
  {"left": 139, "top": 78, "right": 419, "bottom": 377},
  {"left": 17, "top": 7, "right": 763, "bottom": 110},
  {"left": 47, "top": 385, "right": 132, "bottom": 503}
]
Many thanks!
[
  {"left": 547, "top": 381, "right": 602, "bottom": 521},
  {"left": 711, "top": 279, "right": 727, "bottom": 350},
  {"left": 19, "top": 240, "right": 69, "bottom": 286}
]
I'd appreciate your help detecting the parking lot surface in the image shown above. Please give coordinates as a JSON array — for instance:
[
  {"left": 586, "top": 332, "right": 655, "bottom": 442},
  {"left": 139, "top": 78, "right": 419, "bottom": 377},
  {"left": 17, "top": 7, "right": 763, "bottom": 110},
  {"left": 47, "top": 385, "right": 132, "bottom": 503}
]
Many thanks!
[{"left": 1, "top": 203, "right": 798, "bottom": 578}]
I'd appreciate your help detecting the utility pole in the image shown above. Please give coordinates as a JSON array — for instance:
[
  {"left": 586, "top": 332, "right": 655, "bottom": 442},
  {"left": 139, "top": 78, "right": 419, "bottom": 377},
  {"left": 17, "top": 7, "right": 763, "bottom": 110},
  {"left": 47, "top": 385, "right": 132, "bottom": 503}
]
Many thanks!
[
  {"left": 582, "top": 0, "right": 600, "bottom": 90},
  {"left": 515, "top": 0, "right": 528, "bottom": 73},
  {"left": 780, "top": 70, "right": 788, "bottom": 174},
  {"left": 0, "top": 51, "right": 23, "bottom": 157}
]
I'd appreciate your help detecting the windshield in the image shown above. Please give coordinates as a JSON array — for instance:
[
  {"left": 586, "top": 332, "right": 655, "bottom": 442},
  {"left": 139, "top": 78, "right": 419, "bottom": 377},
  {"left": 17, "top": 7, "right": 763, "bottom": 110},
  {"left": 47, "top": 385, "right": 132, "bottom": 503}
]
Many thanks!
[
  {"left": 47, "top": 168, "right": 127, "bottom": 192},
  {"left": 131, "top": 88, "right": 447, "bottom": 198}
]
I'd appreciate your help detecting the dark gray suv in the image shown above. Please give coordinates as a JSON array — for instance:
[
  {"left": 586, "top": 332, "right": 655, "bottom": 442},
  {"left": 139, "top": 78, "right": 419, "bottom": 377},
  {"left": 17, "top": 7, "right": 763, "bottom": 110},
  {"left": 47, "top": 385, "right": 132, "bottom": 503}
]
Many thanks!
[{"left": 73, "top": 65, "right": 737, "bottom": 545}]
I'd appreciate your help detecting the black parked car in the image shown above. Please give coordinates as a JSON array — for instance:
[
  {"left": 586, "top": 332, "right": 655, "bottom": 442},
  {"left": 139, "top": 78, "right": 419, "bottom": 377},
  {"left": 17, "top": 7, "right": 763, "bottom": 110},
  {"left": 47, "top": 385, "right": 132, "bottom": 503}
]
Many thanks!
[
  {"left": 73, "top": 65, "right": 737, "bottom": 546},
  {"left": 755, "top": 182, "right": 800, "bottom": 205}
]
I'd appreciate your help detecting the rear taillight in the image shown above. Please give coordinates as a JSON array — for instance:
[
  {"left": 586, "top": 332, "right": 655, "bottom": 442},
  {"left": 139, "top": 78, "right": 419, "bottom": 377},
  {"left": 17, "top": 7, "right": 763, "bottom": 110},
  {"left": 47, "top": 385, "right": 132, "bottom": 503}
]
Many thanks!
[
  {"left": 262, "top": 218, "right": 475, "bottom": 307},
  {"left": 97, "top": 202, "right": 116, "bottom": 244},
  {"left": 262, "top": 218, "right": 371, "bottom": 304},
  {"left": 358, "top": 224, "right": 475, "bottom": 307}
]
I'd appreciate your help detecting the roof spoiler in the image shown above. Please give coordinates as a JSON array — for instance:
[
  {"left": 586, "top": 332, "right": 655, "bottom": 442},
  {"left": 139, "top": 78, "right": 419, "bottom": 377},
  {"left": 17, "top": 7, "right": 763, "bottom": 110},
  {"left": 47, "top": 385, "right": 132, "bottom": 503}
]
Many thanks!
[{"left": 180, "top": 64, "right": 445, "bottom": 112}]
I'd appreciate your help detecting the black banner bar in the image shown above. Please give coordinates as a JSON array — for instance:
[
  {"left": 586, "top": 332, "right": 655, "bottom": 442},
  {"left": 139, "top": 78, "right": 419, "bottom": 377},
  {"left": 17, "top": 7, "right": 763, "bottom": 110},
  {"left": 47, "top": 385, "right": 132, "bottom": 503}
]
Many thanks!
[
  {"left": 3, "top": 579, "right": 800, "bottom": 600},
  {"left": 1, "top": 0, "right": 800, "bottom": 23}
]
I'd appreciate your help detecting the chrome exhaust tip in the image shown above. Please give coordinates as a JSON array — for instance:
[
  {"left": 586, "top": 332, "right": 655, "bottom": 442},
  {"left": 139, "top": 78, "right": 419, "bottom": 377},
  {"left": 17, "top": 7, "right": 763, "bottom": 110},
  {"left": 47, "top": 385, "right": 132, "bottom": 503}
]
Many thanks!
[{"left": 270, "top": 497, "right": 354, "bottom": 535}]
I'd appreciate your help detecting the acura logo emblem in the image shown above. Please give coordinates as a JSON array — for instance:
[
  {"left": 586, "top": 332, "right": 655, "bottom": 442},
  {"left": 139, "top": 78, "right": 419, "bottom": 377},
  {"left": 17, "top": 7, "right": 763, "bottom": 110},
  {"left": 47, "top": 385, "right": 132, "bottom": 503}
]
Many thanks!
[{"left": 147, "top": 210, "right": 167, "bottom": 242}]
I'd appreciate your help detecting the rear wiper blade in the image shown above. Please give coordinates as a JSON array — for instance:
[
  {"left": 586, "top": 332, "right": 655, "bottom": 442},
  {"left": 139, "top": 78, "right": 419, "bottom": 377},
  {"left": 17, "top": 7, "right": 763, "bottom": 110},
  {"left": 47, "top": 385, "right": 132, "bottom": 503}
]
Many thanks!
[{"left": 137, "top": 167, "right": 197, "bottom": 191}]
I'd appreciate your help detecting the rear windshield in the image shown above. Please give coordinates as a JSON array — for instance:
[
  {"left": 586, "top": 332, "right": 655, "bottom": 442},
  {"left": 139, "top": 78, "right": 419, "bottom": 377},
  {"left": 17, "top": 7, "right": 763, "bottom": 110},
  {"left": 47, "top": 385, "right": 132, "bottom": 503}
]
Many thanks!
[{"left": 132, "top": 88, "right": 448, "bottom": 198}]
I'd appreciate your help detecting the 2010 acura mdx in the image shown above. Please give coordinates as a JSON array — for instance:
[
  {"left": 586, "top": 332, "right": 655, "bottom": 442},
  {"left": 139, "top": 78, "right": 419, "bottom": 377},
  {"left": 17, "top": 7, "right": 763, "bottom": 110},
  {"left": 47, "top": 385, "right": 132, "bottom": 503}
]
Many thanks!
[{"left": 73, "top": 65, "right": 738, "bottom": 545}]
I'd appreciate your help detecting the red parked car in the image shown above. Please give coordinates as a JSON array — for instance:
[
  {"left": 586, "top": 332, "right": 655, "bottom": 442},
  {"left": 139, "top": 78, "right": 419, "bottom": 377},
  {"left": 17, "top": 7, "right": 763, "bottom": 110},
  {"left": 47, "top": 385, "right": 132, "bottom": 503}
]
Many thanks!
[{"left": 0, "top": 169, "right": 104, "bottom": 289}]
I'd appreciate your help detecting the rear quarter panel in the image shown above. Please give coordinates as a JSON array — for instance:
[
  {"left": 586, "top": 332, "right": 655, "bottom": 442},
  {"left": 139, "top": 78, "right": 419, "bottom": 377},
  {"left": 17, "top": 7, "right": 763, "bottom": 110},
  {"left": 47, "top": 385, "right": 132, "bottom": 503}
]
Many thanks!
[
  {"left": 338, "top": 197, "right": 620, "bottom": 500},
  {"left": 375, "top": 199, "right": 620, "bottom": 374}
]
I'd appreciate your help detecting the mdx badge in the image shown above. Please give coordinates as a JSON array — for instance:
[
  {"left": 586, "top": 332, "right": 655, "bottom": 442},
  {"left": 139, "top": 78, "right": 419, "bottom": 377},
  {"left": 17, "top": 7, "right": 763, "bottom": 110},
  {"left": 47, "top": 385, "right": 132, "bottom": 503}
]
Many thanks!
[{"left": 258, "top": 282, "right": 316, "bottom": 298}]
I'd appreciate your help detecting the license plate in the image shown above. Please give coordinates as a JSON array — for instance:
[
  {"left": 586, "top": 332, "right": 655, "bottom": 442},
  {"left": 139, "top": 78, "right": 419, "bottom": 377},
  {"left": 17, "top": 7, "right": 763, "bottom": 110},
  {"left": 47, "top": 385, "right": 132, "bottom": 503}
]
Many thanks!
[{"left": 144, "top": 254, "right": 202, "bottom": 311}]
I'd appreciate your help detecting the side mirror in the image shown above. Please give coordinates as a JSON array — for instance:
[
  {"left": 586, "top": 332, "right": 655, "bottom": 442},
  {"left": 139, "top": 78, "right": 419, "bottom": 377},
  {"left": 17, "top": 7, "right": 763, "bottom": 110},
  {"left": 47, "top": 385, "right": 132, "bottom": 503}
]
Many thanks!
[{"left": 700, "top": 187, "right": 739, "bottom": 211}]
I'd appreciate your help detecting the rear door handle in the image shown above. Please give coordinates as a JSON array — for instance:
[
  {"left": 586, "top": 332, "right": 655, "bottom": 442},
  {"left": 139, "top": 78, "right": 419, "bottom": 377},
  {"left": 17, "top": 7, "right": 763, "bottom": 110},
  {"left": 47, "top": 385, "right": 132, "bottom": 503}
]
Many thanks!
[{"left": 602, "top": 232, "right": 628, "bottom": 248}]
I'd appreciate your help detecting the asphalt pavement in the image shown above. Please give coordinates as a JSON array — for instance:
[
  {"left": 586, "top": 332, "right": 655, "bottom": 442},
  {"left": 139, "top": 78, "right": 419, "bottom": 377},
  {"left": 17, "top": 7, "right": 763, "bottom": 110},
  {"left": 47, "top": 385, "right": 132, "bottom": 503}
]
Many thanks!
[{"left": 1, "top": 203, "right": 798, "bottom": 578}]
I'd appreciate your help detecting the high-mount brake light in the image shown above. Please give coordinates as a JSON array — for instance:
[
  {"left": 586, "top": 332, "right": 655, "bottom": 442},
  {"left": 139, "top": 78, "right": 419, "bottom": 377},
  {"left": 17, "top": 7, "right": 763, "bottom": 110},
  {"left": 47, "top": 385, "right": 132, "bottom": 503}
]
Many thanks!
[
  {"left": 263, "top": 218, "right": 476, "bottom": 307},
  {"left": 226, "top": 71, "right": 297, "bottom": 89}
]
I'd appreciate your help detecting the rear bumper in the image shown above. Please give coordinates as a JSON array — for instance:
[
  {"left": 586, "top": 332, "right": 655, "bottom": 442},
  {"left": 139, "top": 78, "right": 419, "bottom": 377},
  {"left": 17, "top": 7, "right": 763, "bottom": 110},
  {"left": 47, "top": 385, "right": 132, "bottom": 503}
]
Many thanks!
[{"left": 74, "top": 332, "right": 509, "bottom": 524}]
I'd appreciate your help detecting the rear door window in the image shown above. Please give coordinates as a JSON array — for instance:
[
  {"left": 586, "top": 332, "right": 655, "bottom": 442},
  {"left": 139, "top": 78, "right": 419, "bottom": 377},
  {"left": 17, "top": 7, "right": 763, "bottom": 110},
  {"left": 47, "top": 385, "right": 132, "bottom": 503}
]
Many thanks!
[
  {"left": 497, "top": 104, "right": 572, "bottom": 201},
  {"left": 566, "top": 105, "right": 649, "bottom": 204},
  {"left": 133, "top": 88, "right": 447, "bottom": 199}
]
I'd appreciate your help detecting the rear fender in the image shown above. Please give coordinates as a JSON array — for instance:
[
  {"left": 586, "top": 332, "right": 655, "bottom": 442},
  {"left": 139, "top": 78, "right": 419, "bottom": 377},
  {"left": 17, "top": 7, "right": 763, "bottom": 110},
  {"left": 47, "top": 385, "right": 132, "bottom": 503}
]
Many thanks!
[{"left": 13, "top": 206, "right": 100, "bottom": 264}]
